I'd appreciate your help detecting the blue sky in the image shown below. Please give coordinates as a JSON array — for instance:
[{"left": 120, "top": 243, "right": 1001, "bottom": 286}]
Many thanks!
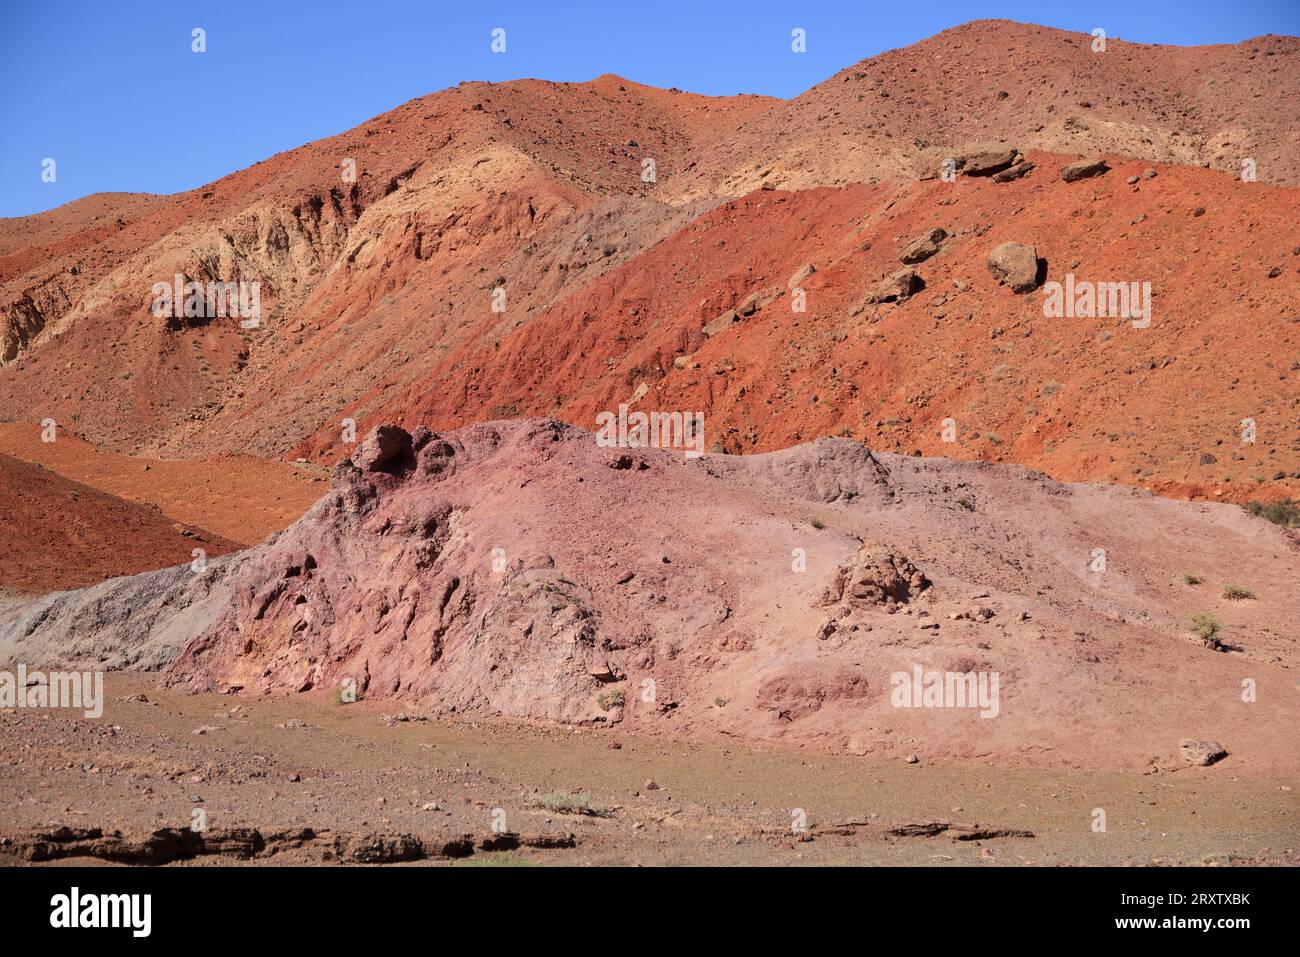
[{"left": 2, "top": 0, "right": 1297, "bottom": 217}]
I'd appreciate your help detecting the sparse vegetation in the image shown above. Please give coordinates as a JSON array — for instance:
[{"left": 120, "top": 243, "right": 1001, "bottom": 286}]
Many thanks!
[
  {"left": 1244, "top": 498, "right": 1300, "bottom": 528},
  {"left": 1187, "top": 612, "right": 1223, "bottom": 649},
  {"left": 956, "top": 496, "right": 976, "bottom": 512},
  {"left": 596, "top": 690, "right": 625, "bottom": 712},
  {"left": 1181, "top": 572, "right": 1202, "bottom": 586},
  {"left": 1221, "top": 583, "right": 1254, "bottom": 601},
  {"left": 810, "top": 517, "right": 826, "bottom": 529},
  {"left": 533, "top": 790, "right": 614, "bottom": 818}
]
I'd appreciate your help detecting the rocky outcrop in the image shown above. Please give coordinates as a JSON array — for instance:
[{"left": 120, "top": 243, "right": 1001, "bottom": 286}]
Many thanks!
[
  {"left": 2, "top": 418, "right": 1295, "bottom": 771},
  {"left": 822, "top": 545, "right": 930, "bottom": 609},
  {"left": 0, "top": 556, "right": 241, "bottom": 671}
]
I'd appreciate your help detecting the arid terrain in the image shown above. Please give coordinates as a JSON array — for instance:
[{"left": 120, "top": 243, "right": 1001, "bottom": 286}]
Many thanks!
[
  {"left": 1, "top": 674, "right": 1294, "bottom": 866},
  {"left": 1, "top": 419, "right": 1296, "bottom": 865},
  {"left": 1, "top": 19, "right": 1297, "bottom": 867}
]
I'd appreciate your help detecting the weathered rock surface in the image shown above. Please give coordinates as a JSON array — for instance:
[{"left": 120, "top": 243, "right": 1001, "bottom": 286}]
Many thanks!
[
  {"left": 992, "top": 161, "right": 1036, "bottom": 183},
  {"left": 858, "top": 268, "right": 922, "bottom": 307},
  {"left": 1179, "top": 739, "right": 1228, "bottom": 767}
]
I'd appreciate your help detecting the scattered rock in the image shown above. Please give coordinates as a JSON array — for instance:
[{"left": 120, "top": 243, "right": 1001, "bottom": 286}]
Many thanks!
[
  {"left": 858, "top": 268, "right": 922, "bottom": 307},
  {"left": 702, "top": 308, "right": 738, "bottom": 337},
  {"left": 900, "top": 228, "right": 948, "bottom": 264},
  {"left": 736, "top": 286, "right": 783, "bottom": 317},
  {"left": 992, "top": 161, "right": 1035, "bottom": 183},
  {"left": 787, "top": 262, "right": 816, "bottom": 289}
]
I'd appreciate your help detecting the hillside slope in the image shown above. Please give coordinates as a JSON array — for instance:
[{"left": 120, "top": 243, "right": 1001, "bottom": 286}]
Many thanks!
[
  {"left": 0, "top": 453, "right": 239, "bottom": 595},
  {"left": 671, "top": 20, "right": 1300, "bottom": 199},
  {"left": 0, "top": 21, "right": 1296, "bottom": 502},
  {"left": 342, "top": 153, "right": 1300, "bottom": 501}
]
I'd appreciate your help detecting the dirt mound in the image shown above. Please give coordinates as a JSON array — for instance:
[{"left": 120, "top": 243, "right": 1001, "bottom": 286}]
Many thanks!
[
  {"left": 0, "top": 453, "right": 239, "bottom": 596},
  {"left": 4, "top": 420, "right": 1297, "bottom": 773}
]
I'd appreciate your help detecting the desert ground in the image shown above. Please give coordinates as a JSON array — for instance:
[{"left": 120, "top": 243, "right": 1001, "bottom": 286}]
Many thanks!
[{"left": 1, "top": 674, "right": 1295, "bottom": 867}]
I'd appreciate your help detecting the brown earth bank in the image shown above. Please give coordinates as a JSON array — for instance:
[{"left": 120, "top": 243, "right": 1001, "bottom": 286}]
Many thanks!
[
  {"left": 370, "top": 153, "right": 1299, "bottom": 503},
  {"left": 0, "top": 674, "right": 1294, "bottom": 866},
  {"left": 4, "top": 420, "right": 1297, "bottom": 776},
  {"left": 0, "top": 454, "right": 239, "bottom": 596},
  {"left": 0, "top": 422, "right": 326, "bottom": 548},
  {"left": 0, "top": 22, "right": 1295, "bottom": 502}
]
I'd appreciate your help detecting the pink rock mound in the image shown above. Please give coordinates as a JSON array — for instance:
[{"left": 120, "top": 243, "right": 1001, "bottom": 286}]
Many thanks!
[{"left": 5, "top": 419, "right": 1298, "bottom": 773}]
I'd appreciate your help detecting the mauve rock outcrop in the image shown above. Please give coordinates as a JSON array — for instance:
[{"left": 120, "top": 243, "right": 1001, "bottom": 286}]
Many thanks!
[{"left": 2, "top": 418, "right": 1297, "bottom": 772}]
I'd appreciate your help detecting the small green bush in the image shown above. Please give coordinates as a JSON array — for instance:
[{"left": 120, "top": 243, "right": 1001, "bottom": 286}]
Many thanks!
[
  {"left": 1244, "top": 499, "right": 1300, "bottom": 528},
  {"left": 533, "top": 791, "right": 613, "bottom": 818},
  {"left": 1187, "top": 612, "right": 1222, "bottom": 649}
]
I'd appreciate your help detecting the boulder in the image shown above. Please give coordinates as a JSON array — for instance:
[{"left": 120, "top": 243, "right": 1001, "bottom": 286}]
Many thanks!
[
  {"left": 736, "top": 286, "right": 783, "bottom": 317},
  {"left": 822, "top": 544, "right": 930, "bottom": 608},
  {"left": 1179, "top": 739, "right": 1228, "bottom": 767},
  {"left": 702, "top": 308, "right": 737, "bottom": 337},
  {"left": 859, "top": 268, "right": 922, "bottom": 307},
  {"left": 914, "top": 144, "right": 1020, "bottom": 180},
  {"left": 957, "top": 147, "right": 1021, "bottom": 176},
  {"left": 352, "top": 425, "right": 414, "bottom": 474},
  {"left": 1061, "top": 158, "right": 1110, "bottom": 182},
  {"left": 987, "top": 242, "right": 1041, "bottom": 293},
  {"left": 788, "top": 262, "right": 816, "bottom": 289},
  {"left": 992, "top": 161, "right": 1035, "bottom": 183}
]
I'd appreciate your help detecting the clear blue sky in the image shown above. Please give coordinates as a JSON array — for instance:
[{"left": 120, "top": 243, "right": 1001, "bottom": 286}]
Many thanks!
[{"left": 2, "top": 0, "right": 1297, "bottom": 217}]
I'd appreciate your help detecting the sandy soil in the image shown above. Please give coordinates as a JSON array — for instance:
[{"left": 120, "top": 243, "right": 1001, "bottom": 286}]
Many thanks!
[
  {"left": 0, "top": 423, "right": 326, "bottom": 547},
  {"left": 0, "top": 454, "right": 239, "bottom": 594},
  {"left": 0, "top": 674, "right": 1294, "bottom": 867}
]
